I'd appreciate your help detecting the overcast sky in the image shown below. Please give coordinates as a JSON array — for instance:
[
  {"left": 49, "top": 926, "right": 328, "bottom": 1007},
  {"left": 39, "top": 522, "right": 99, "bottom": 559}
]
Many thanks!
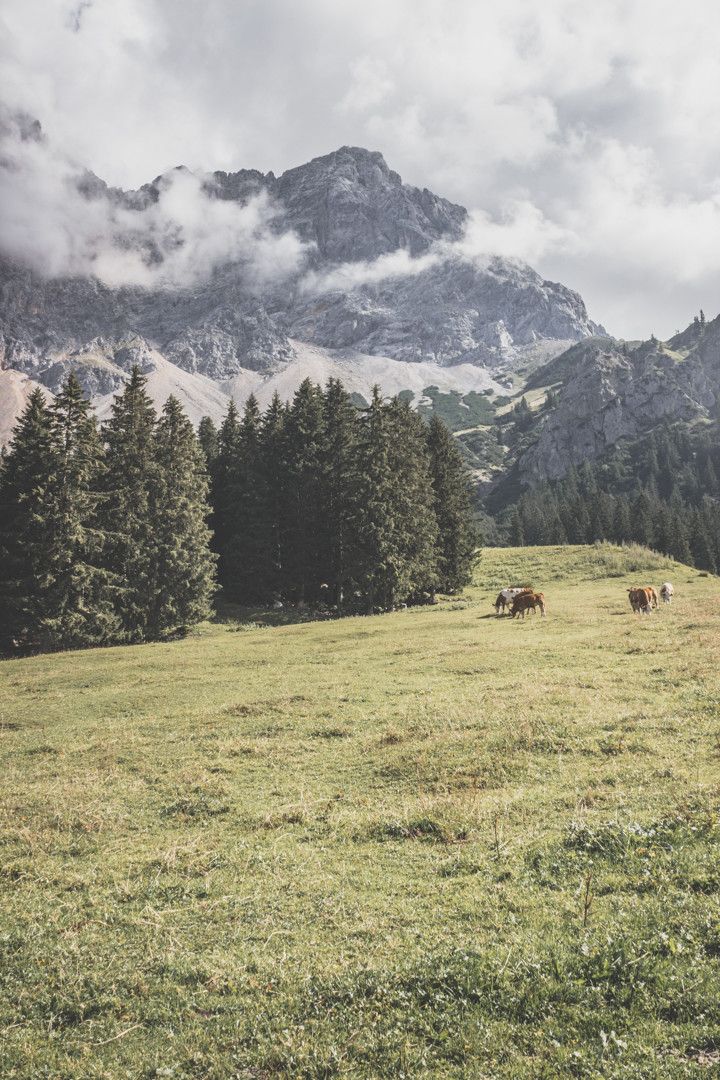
[{"left": 2, "top": 0, "right": 720, "bottom": 338}]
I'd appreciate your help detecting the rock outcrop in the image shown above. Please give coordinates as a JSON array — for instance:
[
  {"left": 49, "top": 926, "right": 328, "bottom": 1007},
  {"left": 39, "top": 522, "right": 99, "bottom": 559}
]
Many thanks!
[{"left": 517, "top": 323, "right": 720, "bottom": 481}]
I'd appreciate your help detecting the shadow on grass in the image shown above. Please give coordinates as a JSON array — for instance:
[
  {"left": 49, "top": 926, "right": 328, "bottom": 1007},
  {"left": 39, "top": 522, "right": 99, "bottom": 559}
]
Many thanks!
[{"left": 211, "top": 600, "right": 332, "bottom": 629}]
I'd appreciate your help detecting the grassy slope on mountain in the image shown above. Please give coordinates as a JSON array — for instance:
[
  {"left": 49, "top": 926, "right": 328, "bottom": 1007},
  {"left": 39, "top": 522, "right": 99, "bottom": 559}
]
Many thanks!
[{"left": 1, "top": 545, "right": 719, "bottom": 1078}]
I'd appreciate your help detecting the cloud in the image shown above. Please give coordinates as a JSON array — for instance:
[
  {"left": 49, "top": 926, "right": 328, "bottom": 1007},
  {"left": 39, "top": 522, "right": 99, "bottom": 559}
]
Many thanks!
[
  {"left": 0, "top": 112, "right": 309, "bottom": 289},
  {"left": 300, "top": 248, "right": 440, "bottom": 294},
  {"left": 301, "top": 200, "right": 571, "bottom": 295},
  {"left": 2, "top": 0, "right": 720, "bottom": 333}
]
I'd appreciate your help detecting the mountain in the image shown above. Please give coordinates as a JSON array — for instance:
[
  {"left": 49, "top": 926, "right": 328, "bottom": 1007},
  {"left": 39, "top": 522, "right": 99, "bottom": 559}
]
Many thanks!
[
  {"left": 0, "top": 144, "right": 603, "bottom": 442},
  {"left": 0, "top": 369, "right": 51, "bottom": 443},
  {"left": 517, "top": 332, "right": 715, "bottom": 482},
  {"left": 474, "top": 314, "right": 720, "bottom": 512}
]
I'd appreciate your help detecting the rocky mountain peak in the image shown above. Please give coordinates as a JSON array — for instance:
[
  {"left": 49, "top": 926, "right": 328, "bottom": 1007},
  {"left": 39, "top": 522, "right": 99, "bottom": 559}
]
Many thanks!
[
  {"left": 0, "top": 142, "right": 605, "bottom": 436},
  {"left": 274, "top": 145, "right": 467, "bottom": 261}
]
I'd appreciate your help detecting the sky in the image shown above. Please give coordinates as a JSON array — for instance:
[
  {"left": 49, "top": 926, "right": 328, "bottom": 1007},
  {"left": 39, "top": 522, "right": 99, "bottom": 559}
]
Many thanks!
[{"left": 2, "top": 0, "right": 720, "bottom": 338}]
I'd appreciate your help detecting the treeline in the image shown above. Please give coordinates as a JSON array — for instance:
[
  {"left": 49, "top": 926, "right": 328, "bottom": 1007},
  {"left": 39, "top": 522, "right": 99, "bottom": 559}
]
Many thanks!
[
  {"left": 504, "top": 424, "right": 720, "bottom": 571},
  {"left": 0, "top": 370, "right": 478, "bottom": 654},
  {"left": 199, "top": 378, "right": 478, "bottom": 611},
  {"left": 0, "top": 370, "right": 216, "bottom": 653}
]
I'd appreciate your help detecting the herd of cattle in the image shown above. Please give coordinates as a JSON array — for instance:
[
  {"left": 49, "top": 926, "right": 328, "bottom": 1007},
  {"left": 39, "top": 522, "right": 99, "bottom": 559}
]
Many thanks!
[{"left": 493, "top": 582, "right": 675, "bottom": 619}]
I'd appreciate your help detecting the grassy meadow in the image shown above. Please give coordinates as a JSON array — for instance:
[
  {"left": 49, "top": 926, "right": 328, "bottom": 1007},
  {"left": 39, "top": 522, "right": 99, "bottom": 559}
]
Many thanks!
[{"left": 1, "top": 544, "right": 720, "bottom": 1078}]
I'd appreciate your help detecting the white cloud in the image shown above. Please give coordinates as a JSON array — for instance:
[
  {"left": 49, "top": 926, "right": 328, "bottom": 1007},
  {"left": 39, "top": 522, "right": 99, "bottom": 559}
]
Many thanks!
[
  {"left": 0, "top": 114, "right": 309, "bottom": 289},
  {"left": 2, "top": 0, "right": 720, "bottom": 333},
  {"left": 301, "top": 248, "right": 440, "bottom": 294}
]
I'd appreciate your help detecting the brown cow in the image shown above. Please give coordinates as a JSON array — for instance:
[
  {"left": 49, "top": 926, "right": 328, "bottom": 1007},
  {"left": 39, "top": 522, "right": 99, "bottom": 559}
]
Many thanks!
[
  {"left": 648, "top": 586, "right": 659, "bottom": 609},
  {"left": 494, "top": 586, "right": 533, "bottom": 614},
  {"left": 628, "top": 587, "right": 653, "bottom": 614},
  {"left": 511, "top": 591, "right": 546, "bottom": 618}
]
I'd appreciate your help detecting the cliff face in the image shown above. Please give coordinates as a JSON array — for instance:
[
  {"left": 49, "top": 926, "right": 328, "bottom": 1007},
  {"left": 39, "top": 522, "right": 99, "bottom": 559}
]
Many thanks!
[
  {"left": 515, "top": 323, "right": 720, "bottom": 482},
  {"left": 0, "top": 146, "right": 602, "bottom": 404}
]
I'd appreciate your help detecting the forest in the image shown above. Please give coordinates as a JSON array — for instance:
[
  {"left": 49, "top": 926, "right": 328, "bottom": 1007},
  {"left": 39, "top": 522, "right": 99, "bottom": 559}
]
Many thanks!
[
  {"left": 494, "top": 420, "right": 720, "bottom": 572},
  {"left": 0, "top": 369, "right": 477, "bottom": 654}
]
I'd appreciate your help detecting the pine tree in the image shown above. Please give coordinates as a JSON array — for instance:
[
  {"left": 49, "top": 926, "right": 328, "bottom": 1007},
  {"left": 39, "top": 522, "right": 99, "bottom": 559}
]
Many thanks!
[
  {"left": 426, "top": 414, "right": 479, "bottom": 592},
  {"left": 612, "top": 497, "right": 632, "bottom": 544},
  {"left": 197, "top": 416, "right": 219, "bottom": 467},
  {"left": 319, "top": 379, "right": 361, "bottom": 610},
  {"left": 146, "top": 396, "right": 217, "bottom": 638},
  {"left": 37, "top": 374, "right": 119, "bottom": 649},
  {"left": 212, "top": 400, "right": 243, "bottom": 596},
  {"left": 387, "top": 399, "right": 439, "bottom": 604},
  {"left": 0, "top": 390, "right": 56, "bottom": 651},
  {"left": 356, "top": 391, "right": 438, "bottom": 610},
  {"left": 509, "top": 507, "right": 525, "bottom": 546},
  {"left": 221, "top": 395, "right": 267, "bottom": 602},
  {"left": 631, "top": 490, "right": 656, "bottom": 548},
  {"left": 283, "top": 380, "right": 326, "bottom": 603},
  {"left": 102, "top": 366, "right": 158, "bottom": 642},
  {"left": 258, "top": 393, "right": 288, "bottom": 602}
]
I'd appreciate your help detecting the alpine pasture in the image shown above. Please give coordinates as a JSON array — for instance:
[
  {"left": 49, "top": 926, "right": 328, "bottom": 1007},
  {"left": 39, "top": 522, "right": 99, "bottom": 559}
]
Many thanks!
[{"left": 1, "top": 544, "right": 719, "bottom": 1078}]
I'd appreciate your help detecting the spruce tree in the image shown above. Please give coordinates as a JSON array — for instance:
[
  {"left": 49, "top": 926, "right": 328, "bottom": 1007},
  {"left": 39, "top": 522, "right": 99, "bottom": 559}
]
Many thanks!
[
  {"left": 37, "top": 374, "right": 119, "bottom": 649},
  {"left": 426, "top": 414, "right": 478, "bottom": 592},
  {"left": 102, "top": 366, "right": 158, "bottom": 642},
  {"left": 221, "top": 395, "right": 267, "bottom": 602},
  {"left": 509, "top": 507, "right": 525, "bottom": 546},
  {"left": 146, "top": 396, "right": 217, "bottom": 637},
  {"left": 197, "top": 416, "right": 219, "bottom": 467},
  {"left": 612, "top": 497, "right": 633, "bottom": 544},
  {"left": 212, "top": 400, "right": 243, "bottom": 597},
  {"left": 257, "top": 393, "right": 289, "bottom": 602},
  {"left": 0, "top": 390, "right": 56, "bottom": 651},
  {"left": 283, "top": 380, "right": 326, "bottom": 603},
  {"left": 319, "top": 379, "right": 361, "bottom": 610},
  {"left": 356, "top": 391, "right": 438, "bottom": 610}
]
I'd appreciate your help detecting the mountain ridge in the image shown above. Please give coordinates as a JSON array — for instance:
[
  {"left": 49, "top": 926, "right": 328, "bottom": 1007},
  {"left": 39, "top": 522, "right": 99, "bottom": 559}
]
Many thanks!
[{"left": 0, "top": 141, "right": 602, "bottom": 442}]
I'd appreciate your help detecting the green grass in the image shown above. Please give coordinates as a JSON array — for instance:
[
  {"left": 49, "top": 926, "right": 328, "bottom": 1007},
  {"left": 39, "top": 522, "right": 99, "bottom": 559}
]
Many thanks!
[
  {"left": 418, "top": 387, "right": 496, "bottom": 430},
  {"left": 1, "top": 545, "right": 719, "bottom": 1078}
]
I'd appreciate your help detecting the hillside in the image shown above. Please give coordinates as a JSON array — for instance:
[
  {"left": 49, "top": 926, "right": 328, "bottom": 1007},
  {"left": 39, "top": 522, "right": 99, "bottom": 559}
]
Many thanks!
[{"left": 2, "top": 545, "right": 719, "bottom": 1078}]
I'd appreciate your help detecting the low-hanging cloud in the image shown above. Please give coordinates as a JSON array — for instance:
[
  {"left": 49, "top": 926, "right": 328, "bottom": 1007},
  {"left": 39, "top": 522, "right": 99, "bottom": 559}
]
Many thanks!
[
  {"left": 300, "top": 248, "right": 440, "bottom": 295},
  {"left": 299, "top": 200, "right": 571, "bottom": 296},
  {"left": 0, "top": 112, "right": 309, "bottom": 290}
]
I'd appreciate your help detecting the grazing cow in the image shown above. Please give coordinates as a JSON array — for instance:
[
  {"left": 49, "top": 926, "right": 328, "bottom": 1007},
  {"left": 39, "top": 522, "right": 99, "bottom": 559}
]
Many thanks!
[
  {"left": 628, "top": 586, "right": 653, "bottom": 614},
  {"left": 494, "top": 586, "right": 533, "bottom": 614},
  {"left": 660, "top": 582, "right": 674, "bottom": 604},
  {"left": 648, "top": 586, "right": 659, "bottom": 609},
  {"left": 511, "top": 591, "right": 546, "bottom": 618}
]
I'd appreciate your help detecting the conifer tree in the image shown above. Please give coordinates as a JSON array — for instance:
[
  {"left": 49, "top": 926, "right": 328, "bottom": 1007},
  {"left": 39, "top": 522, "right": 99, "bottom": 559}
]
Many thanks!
[
  {"left": 426, "top": 415, "right": 478, "bottom": 592},
  {"left": 197, "top": 416, "right": 219, "bottom": 467},
  {"left": 387, "top": 398, "right": 439, "bottom": 602},
  {"left": 221, "top": 395, "right": 267, "bottom": 602},
  {"left": 212, "top": 400, "right": 243, "bottom": 594},
  {"left": 509, "top": 507, "right": 525, "bottom": 546},
  {"left": 102, "top": 366, "right": 158, "bottom": 642},
  {"left": 146, "top": 396, "right": 217, "bottom": 637},
  {"left": 612, "top": 497, "right": 632, "bottom": 543},
  {"left": 319, "top": 379, "right": 361, "bottom": 610},
  {"left": 356, "top": 391, "right": 438, "bottom": 610},
  {"left": 354, "top": 388, "right": 397, "bottom": 611},
  {"left": 259, "top": 392, "right": 289, "bottom": 601},
  {"left": 0, "top": 390, "right": 56, "bottom": 651},
  {"left": 37, "top": 374, "right": 119, "bottom": 649},
  {"left": 283, "top": 380, "right": 326, "bottom": 602}
]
